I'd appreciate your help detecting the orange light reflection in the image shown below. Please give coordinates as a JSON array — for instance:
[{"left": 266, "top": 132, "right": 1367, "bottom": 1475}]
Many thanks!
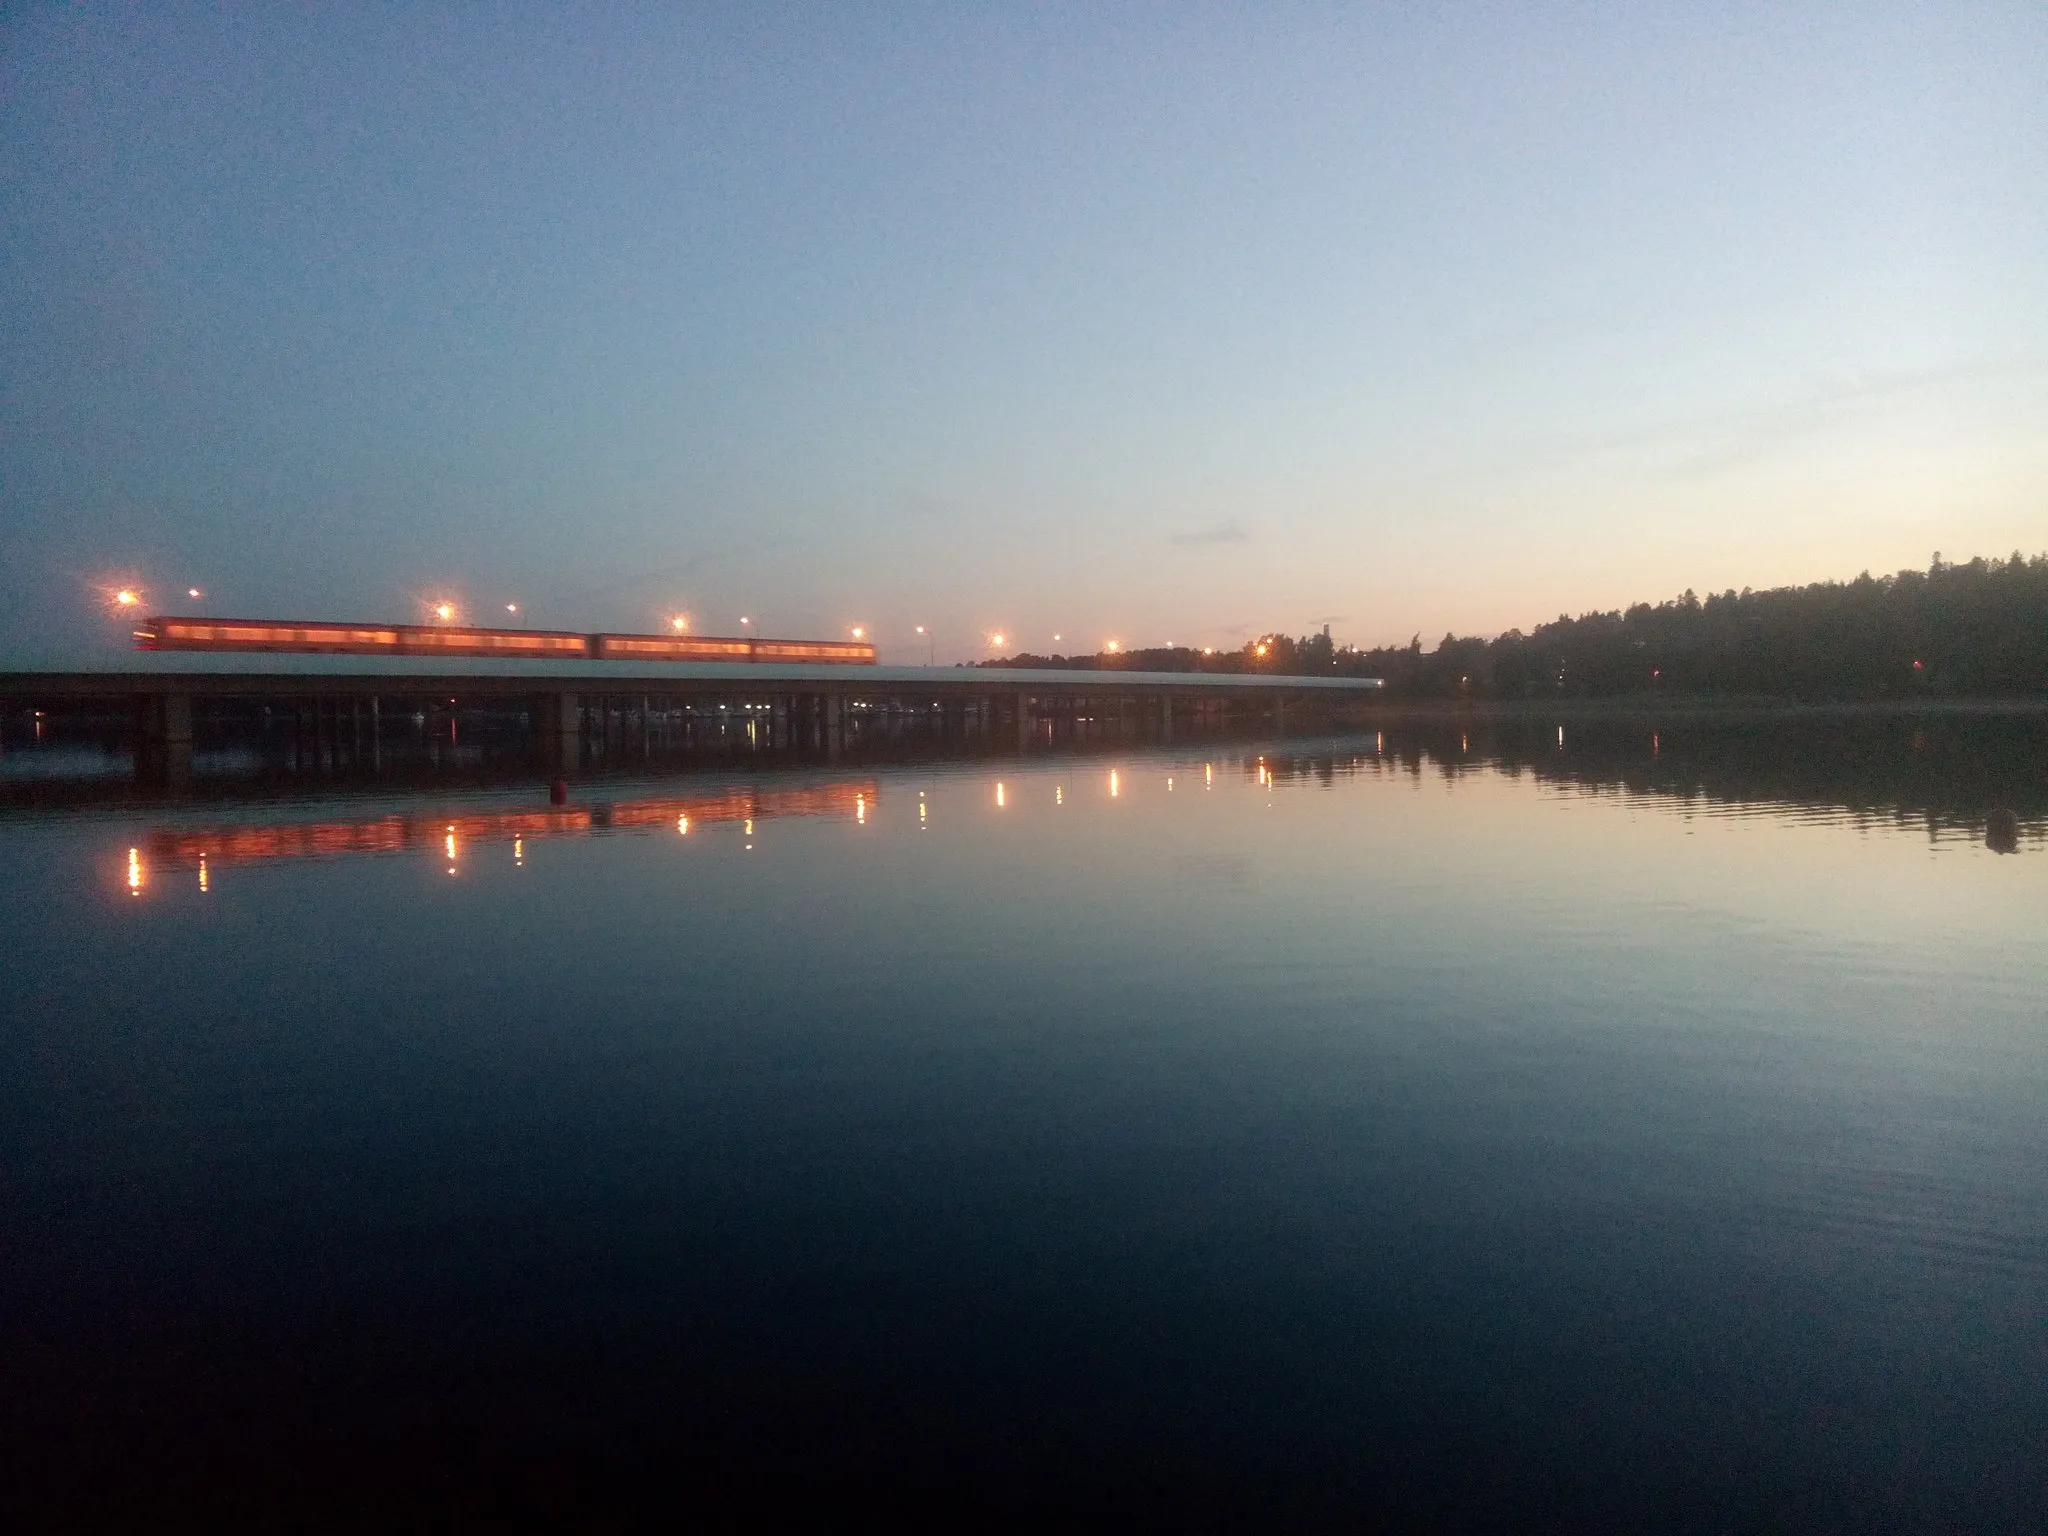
[{"left": 134, "top": 782, "right": 879, "bottom": 873}]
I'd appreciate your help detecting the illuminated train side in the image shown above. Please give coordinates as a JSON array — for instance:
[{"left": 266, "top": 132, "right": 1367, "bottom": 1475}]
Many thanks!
[{"left": 135, "top": 617, "right": 879, "bottom": 665}]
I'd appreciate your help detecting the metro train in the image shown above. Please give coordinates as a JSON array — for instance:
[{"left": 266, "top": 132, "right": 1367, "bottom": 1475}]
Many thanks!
[{"left": 134, "top": 617, "right": 879, "bottom": 665}]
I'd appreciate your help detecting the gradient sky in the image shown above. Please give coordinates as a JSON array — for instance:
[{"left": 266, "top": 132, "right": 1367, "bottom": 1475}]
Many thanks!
[{"left": 4, "top": 2, "right": 2044, "bottom": 664}]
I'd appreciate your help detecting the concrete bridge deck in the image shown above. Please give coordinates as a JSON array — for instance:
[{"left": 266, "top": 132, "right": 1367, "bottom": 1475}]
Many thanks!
[{"left": 0, "top": 655, "right": 1383, "bottom": 694}]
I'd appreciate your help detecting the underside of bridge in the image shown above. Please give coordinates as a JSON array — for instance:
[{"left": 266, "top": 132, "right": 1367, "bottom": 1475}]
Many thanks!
[{"left": 2, "top": 670, "right": 1383, "bottom": 787}]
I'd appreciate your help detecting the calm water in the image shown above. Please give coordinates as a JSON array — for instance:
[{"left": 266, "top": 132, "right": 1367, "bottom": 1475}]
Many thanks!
[{"left": 4, "top": 722, "right": 2045, "bottom": 1526}]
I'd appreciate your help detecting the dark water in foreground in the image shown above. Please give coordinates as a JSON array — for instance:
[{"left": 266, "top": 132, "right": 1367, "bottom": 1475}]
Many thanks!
[{"left": 3, "top": 721, "right": 2045, "bottom": 1527}]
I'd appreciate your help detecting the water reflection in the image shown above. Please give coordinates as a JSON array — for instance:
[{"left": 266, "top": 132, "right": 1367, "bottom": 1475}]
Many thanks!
[
  {"left": 6, "top": 713, "right": 2046, "bottom": 1525},
  {"left": 1243, "top": 715, "right": 2047, "bottom": 852},
  {"left": 83, "top": 718, "right": 2044, "bottom": 909},
  {"left": 120, "top": 779, "right": 878, "bottom": 888}
]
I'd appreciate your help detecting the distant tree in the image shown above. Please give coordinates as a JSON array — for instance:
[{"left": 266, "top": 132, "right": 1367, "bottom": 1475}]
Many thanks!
[{"left": 974, "top": 553, "right": 2048, "bottom": 699}]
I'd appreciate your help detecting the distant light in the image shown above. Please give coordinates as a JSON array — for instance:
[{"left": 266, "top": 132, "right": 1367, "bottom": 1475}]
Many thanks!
[
  {"left": 1912, "top": 659, "right": 1924, "bottom": 670},
  {"left": 856, "top": 796, "right": 865, "bottom": 824},
  {"left": 115, "top": 589, "right": 140, "bottom": 607},
  {"left": 1053, "top": 634, "right": 1062, "bottom": 642},
  {"left": 507, "top": 603, "right": 519, "bottom": 614},
  {"left": 1255, "top": 643, "right": 1267, "bottom": 656},
  {"left": 850, "top": 626, "right": 864, "bottom": 639},
  {"left": 740, "top": 616, "right": 751, "bottom": 626},
  {"left": 434, "top": 603, "right": 455, "bottom": 623},
  {"left": 677, "top": 815, "right": 689, "bottom": 835},
  {"left": 1109, "top": 769, "right": 1120, "bottom": 798},
  {"left": 188, "top": 588, "right": 203, "bottom": 599},
  {"left": 915, "top": 625, "right": 925, "bottom": 635},
  {"left": 995, "top": 782, "right": 1006, "bottom": 808},
  {"left": 1055, "top": 785, "right": 1063, "bottom": 805},
  {"left": 127, "top": 846, "right": 143, "bottom": 894},
  {"left": 198, "top": 855, "right": 209, "bottom": 892},
  {"left": 672, "top": 615, "right": 689, "bottom": 632},
  {"left": 989, "top": 633, "right": 1005, "bottom": 648}
]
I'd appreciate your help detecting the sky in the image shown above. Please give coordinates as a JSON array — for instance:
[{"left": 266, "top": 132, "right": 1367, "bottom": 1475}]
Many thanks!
[{"left": 3, "top": 2, "right": 2044, "bottom": 664}]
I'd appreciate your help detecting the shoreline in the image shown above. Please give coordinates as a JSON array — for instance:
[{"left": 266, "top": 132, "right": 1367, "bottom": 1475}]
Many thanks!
[{"left": 1337, "top": 696, "right": 2048, "bottom": 723}]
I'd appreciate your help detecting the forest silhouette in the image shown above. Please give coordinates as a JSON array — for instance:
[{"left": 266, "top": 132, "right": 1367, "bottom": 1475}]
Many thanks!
[{"left": 987, "top": 552, "right": 2048, "bottom": 701}]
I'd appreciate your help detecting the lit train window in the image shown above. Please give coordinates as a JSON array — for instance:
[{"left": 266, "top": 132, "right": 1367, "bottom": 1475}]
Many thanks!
[{"left": 595, "top": 635, "right": 753, "bottom": 659}]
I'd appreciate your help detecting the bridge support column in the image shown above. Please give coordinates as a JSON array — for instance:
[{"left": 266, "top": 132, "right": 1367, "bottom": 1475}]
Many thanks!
[
  {"left": 134, "top": 692, "right": 193, "bottom": 786},
  {"left": 1160, "top": 693, "right": 1173, "bottom": 743},
  {"left": 536, "top": 692, "right": 580, "bottom": 772},
  {"left": 1016, "top": 695, "right": 1030, "bottom": 751},
  {"left": 824, "top": 692, "right": 843, "bottom": 759}
]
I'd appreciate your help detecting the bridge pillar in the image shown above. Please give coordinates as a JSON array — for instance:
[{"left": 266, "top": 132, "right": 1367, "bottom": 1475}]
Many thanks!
[
  {"left": 535, "top": 692, "right": 581, "bottom": 771},
  {"left": 1159, "top": 693, "right": 1173, "bottom": 743},
  {"left": 134, "top": 691, "right": 193, "bottom": 786},
  {"left": 824, "top": 692, "right": 843, "bottom": 759},
  {"left": 1016, "top": 694, "right": 1030, "bottom": 751}
]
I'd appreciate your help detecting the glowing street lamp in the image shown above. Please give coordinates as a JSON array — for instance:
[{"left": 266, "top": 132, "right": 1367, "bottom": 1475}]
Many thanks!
[
  {"left": 506, "top": 603, "right": 519, "bottom": 614},
  {"left": 671, "top": 615, "right": 689, "bottom": 632},
  {"left": 114, "top": 589, "right": 140, "bottom": 607},
  {"left": 434, "top": 602, "right": 457, "bottom": 623},
  {"left": 988, "top": 632, "right": 1006, "bottom": 649},
  {"left": 850, "top": 625, "right": 865, "bottom": 640},
  {"left": 187, "top": 588, "right": 203, "bottom": 600}
]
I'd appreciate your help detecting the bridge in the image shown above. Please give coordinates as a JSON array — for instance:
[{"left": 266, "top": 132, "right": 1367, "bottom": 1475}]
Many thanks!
[{"left": 0, "top": 656, "right": 1384, "bottom": 783}]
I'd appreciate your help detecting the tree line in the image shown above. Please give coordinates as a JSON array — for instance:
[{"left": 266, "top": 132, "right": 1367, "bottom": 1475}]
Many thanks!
[{"left": 983, "top": 552, "right": 2048, "bottom": 700}]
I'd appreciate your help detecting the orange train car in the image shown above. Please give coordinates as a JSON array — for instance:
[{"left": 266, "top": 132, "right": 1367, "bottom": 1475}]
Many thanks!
[
  {"left": 137, "top": 617, "right": 877, "bottom": 665},
  {"left": 588, "top": 633, "right": 875, "bottom": 663}
]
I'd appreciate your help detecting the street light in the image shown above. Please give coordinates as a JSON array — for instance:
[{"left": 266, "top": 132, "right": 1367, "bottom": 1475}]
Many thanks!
[{"left": 915, "top": 624, "right": 933, "bottom": 664}]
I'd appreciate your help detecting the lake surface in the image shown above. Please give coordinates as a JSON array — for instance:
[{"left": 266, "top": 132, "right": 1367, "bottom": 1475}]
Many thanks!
[{"left": 4, "top": 719, "right": 2045, "bottom": 1527}]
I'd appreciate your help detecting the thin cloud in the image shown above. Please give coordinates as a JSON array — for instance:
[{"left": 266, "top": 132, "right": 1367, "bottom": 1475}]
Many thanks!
[
  {"left": 1170, "top": 520, "right": 1249, "bottom": 549},
  {"left": 1504, "top": 355, "right": 2046, "bottom": 483}
]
